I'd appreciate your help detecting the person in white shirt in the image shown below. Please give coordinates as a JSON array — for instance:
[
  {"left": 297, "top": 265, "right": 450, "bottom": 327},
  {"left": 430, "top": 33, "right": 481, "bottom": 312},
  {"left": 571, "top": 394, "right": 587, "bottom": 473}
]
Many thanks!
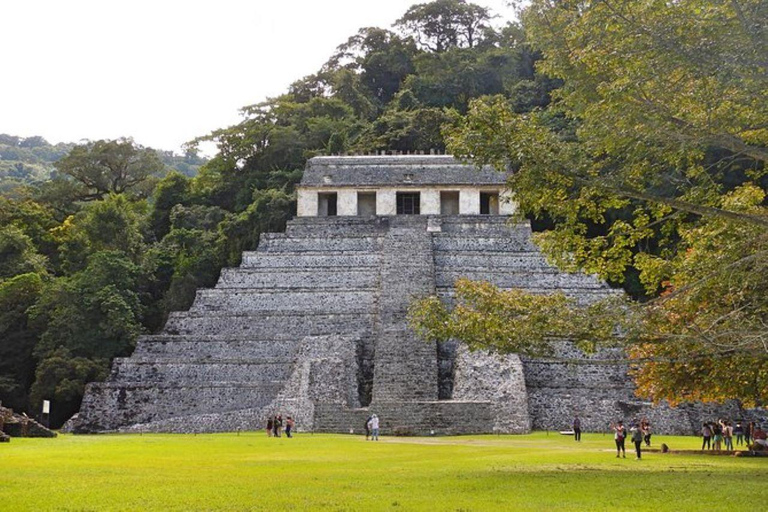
[{"left": 367, "top": 414, "right": 380, "bottom": 441}]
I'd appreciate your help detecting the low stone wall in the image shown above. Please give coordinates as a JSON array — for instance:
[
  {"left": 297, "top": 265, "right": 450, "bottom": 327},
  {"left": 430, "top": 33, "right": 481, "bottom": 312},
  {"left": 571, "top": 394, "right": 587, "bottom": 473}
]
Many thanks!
[{"left": 314, "top": 401, "right": 495, "bottom": 436}]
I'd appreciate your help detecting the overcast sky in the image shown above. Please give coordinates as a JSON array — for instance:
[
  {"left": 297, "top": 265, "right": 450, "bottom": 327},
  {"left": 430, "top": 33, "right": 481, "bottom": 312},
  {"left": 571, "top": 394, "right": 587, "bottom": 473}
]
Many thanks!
[{"left": 2, "top": 0, "right": 517, "bottom": 154}]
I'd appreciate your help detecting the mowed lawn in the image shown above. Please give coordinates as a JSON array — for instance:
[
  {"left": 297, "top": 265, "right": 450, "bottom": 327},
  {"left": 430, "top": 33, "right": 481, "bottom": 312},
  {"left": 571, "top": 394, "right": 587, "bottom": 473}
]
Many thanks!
[{"left": 1, "top": 431, "right": 766, "bottom": 511}]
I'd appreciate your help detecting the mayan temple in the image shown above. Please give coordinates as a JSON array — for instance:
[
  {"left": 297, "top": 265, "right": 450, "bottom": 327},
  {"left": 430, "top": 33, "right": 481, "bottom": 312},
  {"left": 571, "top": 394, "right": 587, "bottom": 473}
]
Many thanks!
[{"left": 69, "top": 155, "right": 739, "bottom": 435}]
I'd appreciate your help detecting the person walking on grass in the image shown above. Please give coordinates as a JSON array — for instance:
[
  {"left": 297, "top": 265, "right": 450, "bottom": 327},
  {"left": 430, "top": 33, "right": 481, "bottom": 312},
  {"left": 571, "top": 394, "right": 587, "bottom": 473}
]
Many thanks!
[
  {"left": 701, "top": 423, "right": 712, "bottom": 450},
  {"left": 365, "top": 415, "right": 372, "bottom": 441},
  {"left": 368, "top": 414, "right": 380, "bottom": 441},
  {"left": 274, "top": 414, "right": 282, "bottom": 438},
  {"left": 630, "top": 425, "right": 644, "bottom": 460},
  {"left": 285, "top": 416, "right": 295, "bottom": 438},
  {"left": 612, "top": 421, "right": 627, "bottom": 458},
  {"left": 573, "top": 416, "right": 582, "bottom": 442},
  {"left": 641, "top": 419, "right": 652, "bottom": 447},
  {"left": 266, "top": 416, "right": 273, "bottom": 437}
]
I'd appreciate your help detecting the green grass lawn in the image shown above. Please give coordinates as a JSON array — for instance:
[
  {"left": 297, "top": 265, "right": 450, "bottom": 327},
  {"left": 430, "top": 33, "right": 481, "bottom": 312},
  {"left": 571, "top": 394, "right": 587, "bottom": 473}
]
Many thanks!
[{"left": 1, "top": 431, "right": 765, "bottom": 511}]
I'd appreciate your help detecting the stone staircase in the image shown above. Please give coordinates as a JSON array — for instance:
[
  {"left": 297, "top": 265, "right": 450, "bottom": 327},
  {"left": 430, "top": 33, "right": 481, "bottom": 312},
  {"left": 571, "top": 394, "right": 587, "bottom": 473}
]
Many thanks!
[{"left": 70, "top": 215, "right": 726, "bottom": 435}]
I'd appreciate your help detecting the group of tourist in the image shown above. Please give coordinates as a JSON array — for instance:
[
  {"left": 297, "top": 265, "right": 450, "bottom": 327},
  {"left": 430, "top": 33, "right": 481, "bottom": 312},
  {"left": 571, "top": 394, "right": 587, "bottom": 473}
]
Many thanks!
[
  {"left": 609, "top": 419, "right": 651, "bottom": 460},
  {"left": 701, "top": 420, "right": 765, "bottom": 451},
  {"left": 266, "top": 414, "right": 295, "bottom": 438},
  {"left": 364, "top": 414, "right": 380, "bottom": 441}
]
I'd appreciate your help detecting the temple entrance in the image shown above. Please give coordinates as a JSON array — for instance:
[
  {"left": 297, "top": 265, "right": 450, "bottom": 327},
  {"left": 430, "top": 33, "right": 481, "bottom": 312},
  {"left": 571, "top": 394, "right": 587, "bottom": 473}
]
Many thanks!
[
  {"left": 480, "top": 191, "right": 499, "bottom": 215},
  {"left": 318, "top": 192, "right": 338, "bottom": 216},
  {"left": 396, "top": 192, "right": 420, "bottom": 215},
  {"left": 357, "top": 192, "right": 377, "bottom": 216},
  {"left": 440, "top": 191, "right": 460, "bottom": 215}
]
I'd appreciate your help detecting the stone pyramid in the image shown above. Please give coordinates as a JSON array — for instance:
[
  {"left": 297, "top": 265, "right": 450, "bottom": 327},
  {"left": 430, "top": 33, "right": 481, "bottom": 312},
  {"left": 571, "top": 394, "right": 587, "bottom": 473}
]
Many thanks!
[{"left": 70, "top": 157, "right": 738, "bottom": 435}]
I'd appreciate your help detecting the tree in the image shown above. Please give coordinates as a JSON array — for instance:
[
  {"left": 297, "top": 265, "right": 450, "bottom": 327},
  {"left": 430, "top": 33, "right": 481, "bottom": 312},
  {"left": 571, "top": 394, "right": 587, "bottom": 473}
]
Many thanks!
[
  {"left": 148, "top": 172, "right": 190, "bottom": 240},
  {"left": 411, "top": 0, "right": 768, "bottom": 406},
  {"left": 29, "top": 347, "right": 108, "bottom": 428},
  {"left": 30, "top": 250, "right": 144, "bottom": 361},
  {"left": 0, "top": 273, "right": 44, "bottom": 410},
  {"left": 55, "top": 138, "right": 166, "bottom": 200},
  {"left": 395, "top": 0, "right": 493, "bottom": 52},
  {"left": 326, "top": 27, "right": 417, "bottom": 104},
  {"left": 0, "top": 225, "right": 47, "bottom": 279}
]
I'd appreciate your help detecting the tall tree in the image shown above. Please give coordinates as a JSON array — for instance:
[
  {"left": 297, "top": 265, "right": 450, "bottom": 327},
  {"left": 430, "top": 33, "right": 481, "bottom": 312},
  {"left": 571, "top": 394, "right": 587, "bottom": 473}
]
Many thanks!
[
  {"left": 412, "top": 0, "right": 768, "bottom": 406},
  {"left": 55, "top": 138, "right": 166, "bottom": 200},
  {"left": 395, "top": 0, "right": 493, "bottom": 52}
]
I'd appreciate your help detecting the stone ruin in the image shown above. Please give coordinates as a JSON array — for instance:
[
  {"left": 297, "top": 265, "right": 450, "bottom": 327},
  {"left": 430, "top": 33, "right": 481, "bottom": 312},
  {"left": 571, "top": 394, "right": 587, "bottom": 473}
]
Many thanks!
[
  {"left": 68, "top": 156, "right": 743, "bottom": 435},
  {"left": 0, "top": 404, "right": 57, "bottom": 440}
]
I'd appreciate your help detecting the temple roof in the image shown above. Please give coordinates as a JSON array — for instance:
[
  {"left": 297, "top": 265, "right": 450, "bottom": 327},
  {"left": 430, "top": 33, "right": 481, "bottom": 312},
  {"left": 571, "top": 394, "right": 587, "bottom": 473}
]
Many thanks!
[{"left": 300, "top": 155, "right": 508, "bottom": 187}]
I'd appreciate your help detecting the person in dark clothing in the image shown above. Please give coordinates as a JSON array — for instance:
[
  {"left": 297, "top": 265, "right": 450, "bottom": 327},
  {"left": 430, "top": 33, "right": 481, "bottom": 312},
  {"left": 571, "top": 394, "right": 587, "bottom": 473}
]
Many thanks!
[
  {"left": 612, "top": 421, "right": 627, "bottom": 458},
  {"left": 273, "top": 414, "right": 282, "bottom": 437},
  {"left": 266, "top": 416, "right": 273, "bottom": 437},
  {"left": 745, "top": 421, "right": 754, "bottom": 445},
  {"left": 285, "top": 416, "right": 295, "bottom": 438},
  {"left": 365, "top": 415, "right": 372, "bottom": 441},
  {"left": 734, "top": 421, "right": 745, "bottom": 446},
  {"left": 573, "top": 416, "right": 582, "bottom": 442},
  {"left": 701, "top": 423, "right": 712, "bottom": 450}
]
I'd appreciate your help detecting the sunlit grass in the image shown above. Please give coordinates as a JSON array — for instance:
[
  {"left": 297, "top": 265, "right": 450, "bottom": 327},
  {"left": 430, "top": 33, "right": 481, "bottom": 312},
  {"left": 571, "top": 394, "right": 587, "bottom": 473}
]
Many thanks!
[{"left": 1, "top": 431, "right": 765, "bottom": 511}]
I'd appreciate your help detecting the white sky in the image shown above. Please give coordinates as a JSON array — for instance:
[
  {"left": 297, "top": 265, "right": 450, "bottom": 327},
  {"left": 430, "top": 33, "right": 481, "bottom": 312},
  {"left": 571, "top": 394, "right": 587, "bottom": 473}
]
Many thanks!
[{"left": 1, "top": 0, "right": 517, "bottom": 155}]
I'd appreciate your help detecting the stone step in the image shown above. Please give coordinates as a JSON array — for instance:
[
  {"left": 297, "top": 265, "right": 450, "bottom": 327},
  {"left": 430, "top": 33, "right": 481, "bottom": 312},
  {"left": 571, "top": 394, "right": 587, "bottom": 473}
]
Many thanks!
[
  {"left": 437, "top": 216, "right": 525, "bottom": 234},
  {"left": 285, "top": 217, "right": 390, "bottom": 236},
  {"left": 240, "top": 252, "right": 381, "bottom": 269},
  {"left": 435, "top": 270, "right": 609, "bottom": 289},
  {"left": 76, "top": 382, "right": 284, "bottom": 430},
  {"left": 313, "top": 400, "right": 499, "bottom": 435},
  {"left": 133, "top": 336, "right": 306, "bottom": 359},
  {"left": 110, "top": 358, "right": 295, "bottom": 384},
  {"left": 164, "top": 311, "right": 375, "bottom": 337},
  {"left": 259, "top": 234, "right": 380, "bottom": 253},
  {"left": 437, "top": 287, "right": 618, "bottom": 305},
  {"left": 189, "top": 289, "right": 376, "bottom": 313},
  {"left": 216, "top": 268, "right": 378, "bottom": 289},
  {"left": 432, "top": 235, "right": 538, "bottom": 252},
  {"left": 434, "top": 252, "right": 551, "bottom": 269}
]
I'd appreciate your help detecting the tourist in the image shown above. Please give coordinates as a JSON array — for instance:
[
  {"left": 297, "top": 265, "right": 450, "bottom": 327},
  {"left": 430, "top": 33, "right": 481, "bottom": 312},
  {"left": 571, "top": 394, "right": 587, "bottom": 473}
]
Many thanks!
[
  {"left": 266, "top": 416, "right": 273, "bottom": 437},
  {"left": 701, "top": 423, "right": 712, "bottom": 450},
  {"left": 734, "top": 421, "right": 745, "bottom": 446},
  {"left": 612, "top": 421, "right": 627, "bottom": 458},
  {"left": 712, "top": 421, "right": 723, "bottom": 451},
  {"left": 368, "top": 414, "right": 380, "bottom": 441},
  {"left": 630, "top": 425, "right": 644, "bottom": 459},
  {"left": 365, "top": 415, "right": 372, "bottom": 441},
  {"left": 285, "top": 416, "right": 295, "bottom": 438},
  {"left": 274, "top": 414, "right": 283, "bottom": 438},
  {"left": 573, "top": 416, "right": 581, "bottom": 442},
  {"left": 642, "top": 420, "right": 652, "bottom": 447},
  {"left": 723, "top": 421, "right": 733, "bottom": 451},
  {"left": 745, "top": 421, "right": 754, "bottom": 445},
  {"left": 752, "top": 425, "right": 767, "bottom": 449}
]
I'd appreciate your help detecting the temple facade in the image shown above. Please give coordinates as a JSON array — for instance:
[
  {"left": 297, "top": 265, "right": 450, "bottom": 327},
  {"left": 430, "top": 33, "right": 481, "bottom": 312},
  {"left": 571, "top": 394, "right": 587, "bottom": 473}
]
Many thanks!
[{"left": 68, "top": 156, "right": 739, "bottom": 435}]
